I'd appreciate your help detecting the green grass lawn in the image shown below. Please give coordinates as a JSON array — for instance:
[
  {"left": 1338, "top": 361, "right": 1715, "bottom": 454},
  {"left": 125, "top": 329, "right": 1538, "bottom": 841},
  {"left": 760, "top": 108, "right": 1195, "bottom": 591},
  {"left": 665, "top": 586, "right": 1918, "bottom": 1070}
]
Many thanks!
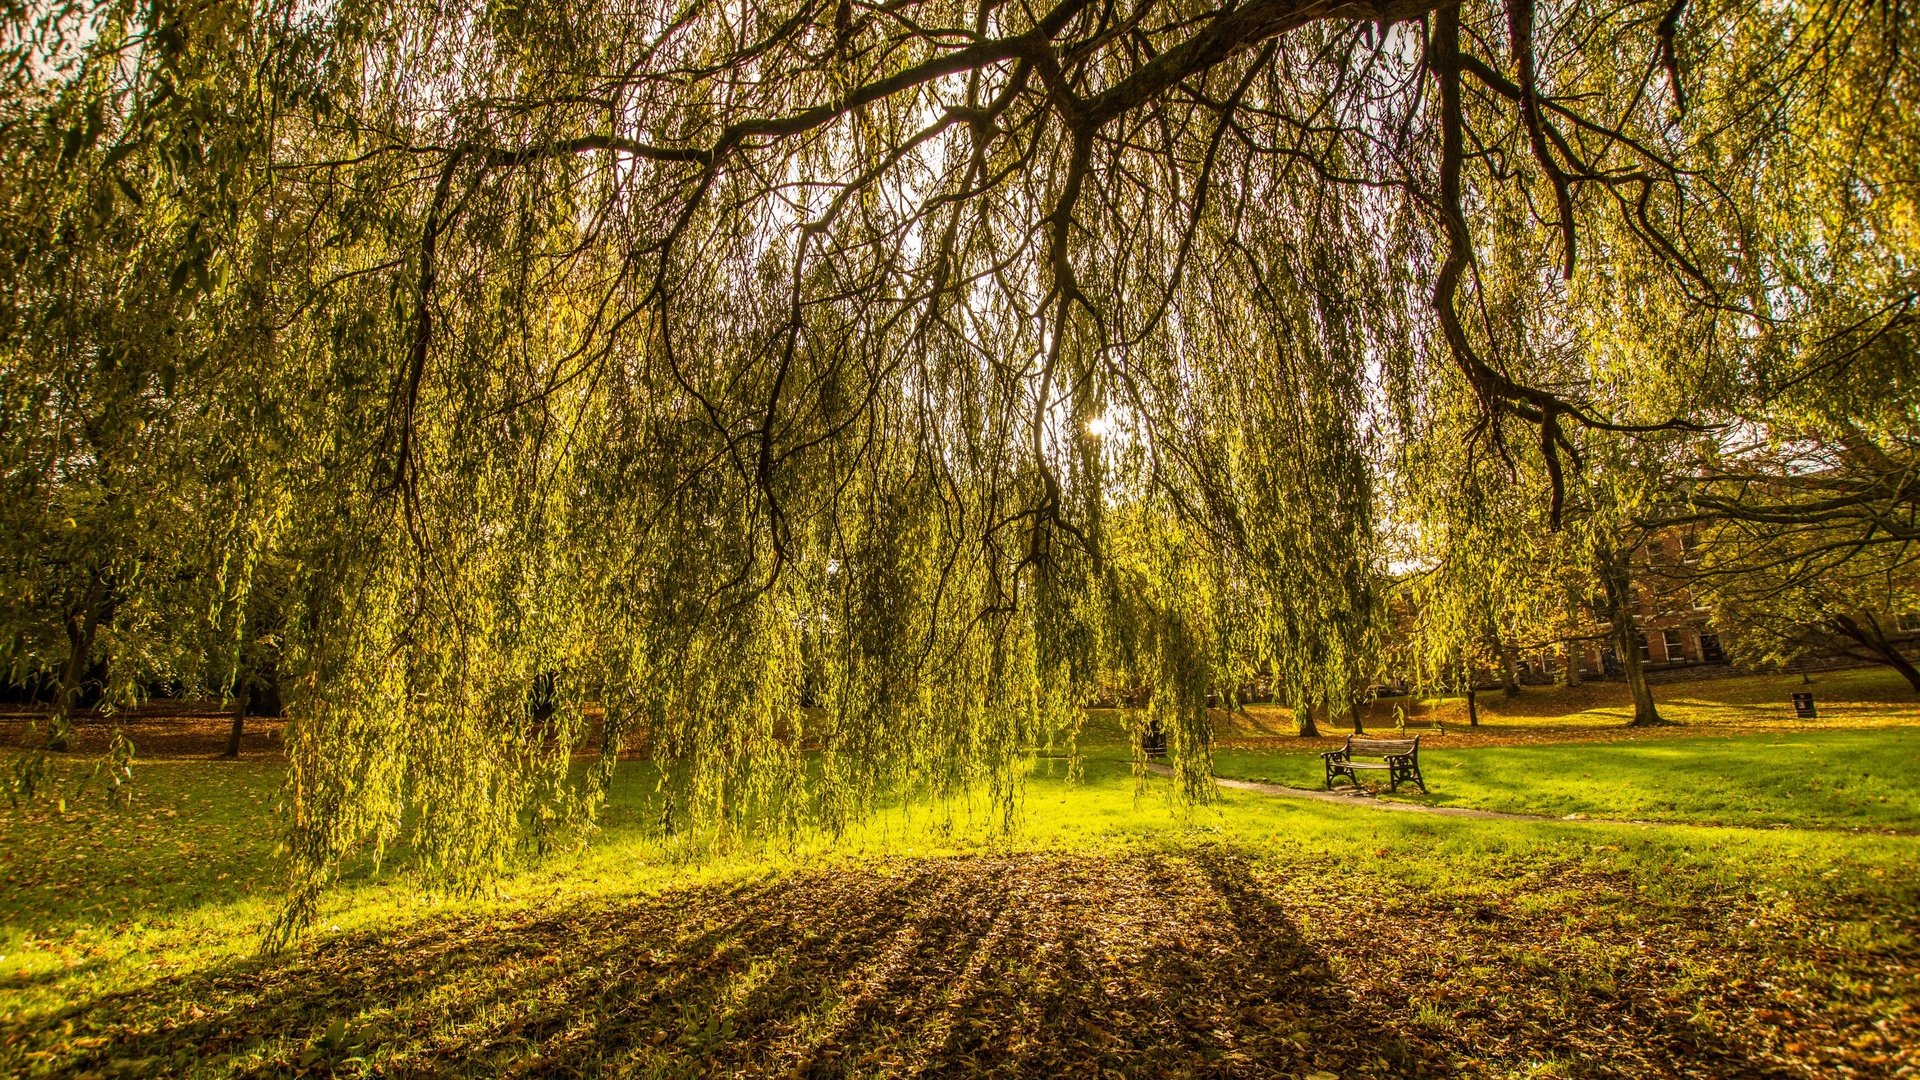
[
  {"left": 3, "top": 676, "right": 1918, "bottom": 1077},
  {"left": 1210, "top": 728, "right": 1920, "bottom": 830}
]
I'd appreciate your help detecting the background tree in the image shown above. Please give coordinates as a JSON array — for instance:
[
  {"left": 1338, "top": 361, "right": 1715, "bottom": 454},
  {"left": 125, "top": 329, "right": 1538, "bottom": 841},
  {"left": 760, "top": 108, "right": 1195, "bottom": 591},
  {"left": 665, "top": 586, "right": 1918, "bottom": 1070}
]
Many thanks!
[
  {"left": 1673, "top": 435, "right": 1920, "bottom": 690},
  {"left": 0, "top": 0, "right": 273, "bottom": 790}
]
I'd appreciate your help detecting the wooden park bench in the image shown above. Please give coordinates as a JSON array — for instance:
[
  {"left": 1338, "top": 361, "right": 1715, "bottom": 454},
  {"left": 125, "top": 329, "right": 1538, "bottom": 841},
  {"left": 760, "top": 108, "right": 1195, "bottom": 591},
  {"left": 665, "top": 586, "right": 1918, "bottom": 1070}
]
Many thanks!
[{"left": 1322, "top": 735, "right": 1426, "bottom": 794}]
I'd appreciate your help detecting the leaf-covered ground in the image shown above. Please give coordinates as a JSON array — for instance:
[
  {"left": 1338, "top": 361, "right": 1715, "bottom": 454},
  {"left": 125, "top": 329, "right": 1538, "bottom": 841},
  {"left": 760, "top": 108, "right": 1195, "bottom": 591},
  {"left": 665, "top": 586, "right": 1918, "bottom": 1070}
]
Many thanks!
[
  {"left": 5, "top": 847, "right": 1914, "bottom": 1078},
  {"left": 1181, "top": 668, "right": 1920, "bottom": 742}
]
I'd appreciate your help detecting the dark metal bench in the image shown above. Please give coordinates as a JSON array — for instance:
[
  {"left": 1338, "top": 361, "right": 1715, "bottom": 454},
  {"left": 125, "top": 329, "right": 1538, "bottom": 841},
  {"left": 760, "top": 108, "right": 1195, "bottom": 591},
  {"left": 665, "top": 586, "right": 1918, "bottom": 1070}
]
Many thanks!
[
  {"left": 1322, "top": 735, "right": 1426, "bottom": 793},
  {"left": 1141, "top": 719, "right": 1168, "bottom": 759}
]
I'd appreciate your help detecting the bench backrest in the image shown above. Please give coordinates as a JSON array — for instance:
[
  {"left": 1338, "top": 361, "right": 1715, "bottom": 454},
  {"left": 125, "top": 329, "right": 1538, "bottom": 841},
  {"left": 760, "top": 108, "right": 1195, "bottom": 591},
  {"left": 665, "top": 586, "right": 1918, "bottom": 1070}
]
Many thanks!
[{"left": 1345, "top": 736, "right": 1417, "bottom": 757}]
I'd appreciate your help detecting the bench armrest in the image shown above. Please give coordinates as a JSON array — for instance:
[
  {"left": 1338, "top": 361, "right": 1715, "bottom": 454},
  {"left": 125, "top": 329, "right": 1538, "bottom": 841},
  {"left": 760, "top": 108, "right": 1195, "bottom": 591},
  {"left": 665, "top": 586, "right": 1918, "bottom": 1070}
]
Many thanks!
[{"left": 1320, "top": 750, "right": 1349, "bottom": 762}]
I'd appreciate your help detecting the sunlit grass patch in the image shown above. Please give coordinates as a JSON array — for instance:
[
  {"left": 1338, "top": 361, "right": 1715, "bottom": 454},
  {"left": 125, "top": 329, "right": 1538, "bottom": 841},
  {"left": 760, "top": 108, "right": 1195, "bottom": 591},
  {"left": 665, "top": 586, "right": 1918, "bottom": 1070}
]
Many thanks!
[{"left": 1210, "top": 727, "right": 1920, "bottom": 830}]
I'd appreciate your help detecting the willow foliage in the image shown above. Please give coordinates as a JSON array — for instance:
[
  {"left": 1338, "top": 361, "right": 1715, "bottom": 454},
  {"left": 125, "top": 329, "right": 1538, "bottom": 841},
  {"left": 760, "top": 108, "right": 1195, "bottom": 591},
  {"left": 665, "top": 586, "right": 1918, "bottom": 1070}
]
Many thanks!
[{"left": 2, "top": 0, "right": 1914, "bottom": 931}]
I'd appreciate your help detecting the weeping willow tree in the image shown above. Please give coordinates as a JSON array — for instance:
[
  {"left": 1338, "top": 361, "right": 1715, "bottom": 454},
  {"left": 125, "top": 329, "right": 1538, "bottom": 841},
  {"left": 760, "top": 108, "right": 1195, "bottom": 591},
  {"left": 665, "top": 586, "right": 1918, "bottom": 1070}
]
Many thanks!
[{"left": 3, "top": 0, "right": 1914, "bottom": 932}]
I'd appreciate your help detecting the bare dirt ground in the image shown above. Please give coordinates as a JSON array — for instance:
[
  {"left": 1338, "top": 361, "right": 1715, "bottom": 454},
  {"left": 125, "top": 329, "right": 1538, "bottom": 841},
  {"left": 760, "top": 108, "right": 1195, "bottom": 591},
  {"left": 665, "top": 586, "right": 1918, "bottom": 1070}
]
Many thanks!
[{"left": 0, "top": 705, "right": 287, "bottom": 760}]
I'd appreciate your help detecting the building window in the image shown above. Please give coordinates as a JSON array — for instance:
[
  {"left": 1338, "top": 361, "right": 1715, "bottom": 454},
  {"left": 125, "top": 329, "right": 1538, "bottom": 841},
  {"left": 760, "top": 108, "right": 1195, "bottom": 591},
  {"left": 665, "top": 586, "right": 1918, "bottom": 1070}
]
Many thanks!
[
  {"left": 1700, "top": 633, "right": 1725, "bottom": 663},
  {"left": 1636, "top": 632, "right": 1651, "bottom": 663},
  {"left": 1899, "top": 613, "right": 1920, "bottom": 633},
  {"left": 1663, "top": 629, "right": 1687, "bottom": 663},
  {"left": 1680, "top": 533, "right": 1700, "bottom": 564}
]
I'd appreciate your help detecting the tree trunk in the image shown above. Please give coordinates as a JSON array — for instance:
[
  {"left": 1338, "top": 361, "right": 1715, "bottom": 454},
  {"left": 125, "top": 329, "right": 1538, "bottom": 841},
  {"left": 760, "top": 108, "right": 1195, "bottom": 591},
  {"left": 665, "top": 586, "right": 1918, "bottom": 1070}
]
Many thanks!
[
  {"left": 1561, "top": 641, "right": 1583, "bottom": 688},
  {"left": 222, "top": 684, "right": 248, "bottom": 759},
  {"left": 1296, "top": 703, "right": 1321, "bottom": 738},
  {"left": 1350, "top": 701, "right": 1364, "bottom": 734},
  {"left": 1832, "top": 613, "right": 1920, "bottom": 693},
  {"left": 1495, "top": 637, "right": 1522, "bottom": 695},
  {"left": 1615, "top": 620, "right": 1665, "bottom": 726},
  {"left": 1465, "top": 686, "right": 1478, "bottom": 726},
  {"left": 48, "top": 635, "right": 84, "bottom": 752},
  {"left": 48, "top": 575, "right": 110, "bottom": 752},
  {"left": 1561, "top": 584, "right": 1585, "bottom": 687},
  {"left": 1599, "top": 554, "right": 1667, "bottom": 726}
]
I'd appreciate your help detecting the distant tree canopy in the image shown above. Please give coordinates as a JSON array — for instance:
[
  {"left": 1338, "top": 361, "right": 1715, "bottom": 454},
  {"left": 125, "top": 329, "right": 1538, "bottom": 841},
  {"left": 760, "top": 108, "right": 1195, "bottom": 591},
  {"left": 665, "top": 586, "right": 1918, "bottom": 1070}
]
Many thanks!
[{"left": 1, "top": 0, "right": 1913, "bottom": 932}]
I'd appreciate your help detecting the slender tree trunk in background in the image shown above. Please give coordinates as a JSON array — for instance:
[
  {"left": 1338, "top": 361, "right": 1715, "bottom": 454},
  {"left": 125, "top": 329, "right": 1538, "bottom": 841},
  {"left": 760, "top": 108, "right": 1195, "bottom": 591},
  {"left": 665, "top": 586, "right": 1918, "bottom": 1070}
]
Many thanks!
[
  {"left": 1296, "top": 703, "right": 1321, "bottom": 738},
  {"left": 1562, "top": 584, "right": 1586, "bottom": 688},
  {"left": 1614, "top": 619, "right": 1664, "bottom": 725},
  {"left": 1832, "top": 613, "right": 1920, "bottom": 693},
  {"left": 1460, "top": 658, "right": 1480, "bottom": 726},
  {"left": 223, "top": 683, "right": 248, "bottom": 758},
  {"left": 48, "top": 575, "right": 110, "bottom": 752},
  {"left": 1599, "top": 553, "right": 1667, "bottom": 726},
  {"left": 1482, "top": 598, "right": 1522, "bottom": 694},
  {"left": 1350, "top": 701, "right": 1364, "bottom": 734},
  {"left": 1496, "top": 637, "right": 1522, "bottom": 695},
  {"left": 49, "top": 629, "right": 84, "bottom": 752}
]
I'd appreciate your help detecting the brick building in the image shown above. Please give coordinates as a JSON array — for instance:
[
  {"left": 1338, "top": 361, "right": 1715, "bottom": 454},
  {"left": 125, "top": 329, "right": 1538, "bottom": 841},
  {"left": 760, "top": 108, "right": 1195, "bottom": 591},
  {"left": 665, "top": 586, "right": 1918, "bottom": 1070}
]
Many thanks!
[
  {"left": 1530, "top": 530, "right": 1920, "bottom": 682},
  {"left": 1526, "top": 532, "right": 1727, "bottom": 682}
]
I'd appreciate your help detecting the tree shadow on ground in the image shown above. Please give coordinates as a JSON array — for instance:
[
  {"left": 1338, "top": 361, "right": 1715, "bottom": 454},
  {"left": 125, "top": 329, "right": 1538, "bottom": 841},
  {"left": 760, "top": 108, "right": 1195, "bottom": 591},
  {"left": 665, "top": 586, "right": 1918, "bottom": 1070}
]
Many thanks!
[{"left": 6, "top": 850, "right": 1808, "bottom": 1078}]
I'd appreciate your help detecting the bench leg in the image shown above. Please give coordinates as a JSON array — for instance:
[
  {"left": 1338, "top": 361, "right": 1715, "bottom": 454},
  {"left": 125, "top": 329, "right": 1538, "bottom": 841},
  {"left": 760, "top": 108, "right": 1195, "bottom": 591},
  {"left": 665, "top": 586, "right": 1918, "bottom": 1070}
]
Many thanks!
[{"left": 1381, "top": 760, "right": 1426, "bottom": 795}]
